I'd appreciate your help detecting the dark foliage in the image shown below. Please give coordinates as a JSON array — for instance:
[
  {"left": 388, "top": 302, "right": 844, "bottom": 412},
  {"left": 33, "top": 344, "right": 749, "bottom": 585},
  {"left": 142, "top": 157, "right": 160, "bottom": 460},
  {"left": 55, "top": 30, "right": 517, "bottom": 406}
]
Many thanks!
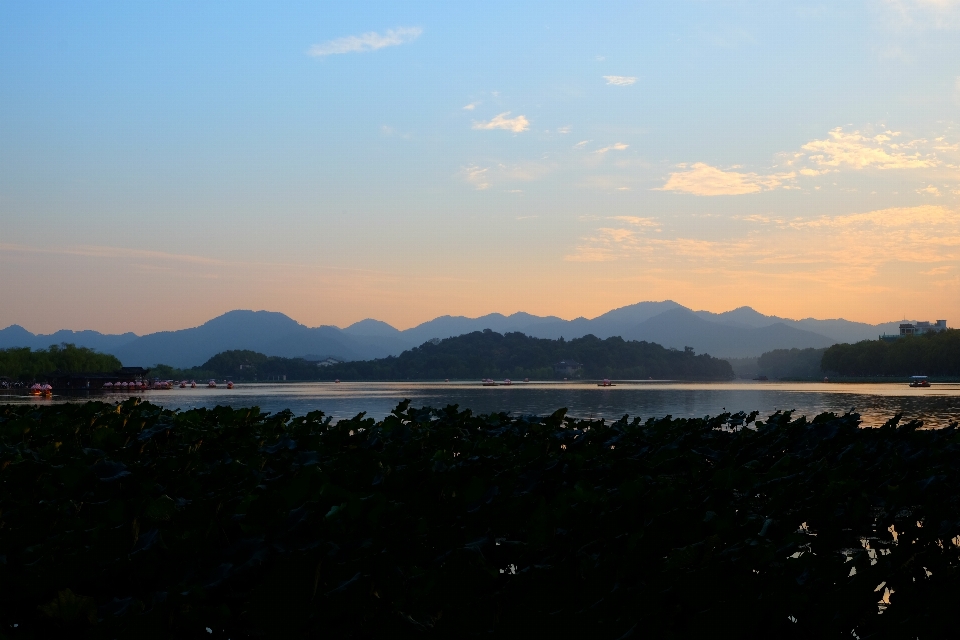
[
  {"left": 152, "top": 350, "right": 321, "bottom": 382},
  {"left": 2, "top": 400, "right": 960, "bottom": 638},
  {"left": 822, "top": 329, "right": 960, "bottom": 377},
  {"left": 0, "top": 344, "right": 122, "bottom": 381},
  {"left": 757, "top": 348, "right": 827, "bottom": 380},
  {"left": 317, "top": 331, "right": 734, "bottom": 381}
]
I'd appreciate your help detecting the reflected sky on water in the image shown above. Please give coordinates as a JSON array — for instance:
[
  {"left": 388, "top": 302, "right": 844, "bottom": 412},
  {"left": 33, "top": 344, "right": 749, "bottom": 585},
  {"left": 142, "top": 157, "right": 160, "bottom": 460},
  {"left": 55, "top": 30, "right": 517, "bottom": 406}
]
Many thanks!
[{"left": 4, "top": 381, "right": 960, "bottom": 427}]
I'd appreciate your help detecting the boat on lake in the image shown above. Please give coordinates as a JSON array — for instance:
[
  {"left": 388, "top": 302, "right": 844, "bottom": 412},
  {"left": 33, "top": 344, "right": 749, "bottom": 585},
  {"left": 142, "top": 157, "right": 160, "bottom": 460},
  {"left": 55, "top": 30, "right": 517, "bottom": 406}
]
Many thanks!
[
  {"left": 598, "top": 379, "right": 615, "bottom": 387},
  {"left": 208, "top": 380, "right": 217, "bottom": 388},
  {"left": 909, "top": 376, "right": 931, "bottom": 388}
]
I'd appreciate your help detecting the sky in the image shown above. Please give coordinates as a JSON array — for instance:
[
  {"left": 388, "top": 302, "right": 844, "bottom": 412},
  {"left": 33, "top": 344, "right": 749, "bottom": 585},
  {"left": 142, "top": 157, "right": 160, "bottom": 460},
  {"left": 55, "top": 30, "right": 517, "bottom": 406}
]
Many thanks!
[{"left": 2, "top": 0, "right": 960, "bottom": 334}]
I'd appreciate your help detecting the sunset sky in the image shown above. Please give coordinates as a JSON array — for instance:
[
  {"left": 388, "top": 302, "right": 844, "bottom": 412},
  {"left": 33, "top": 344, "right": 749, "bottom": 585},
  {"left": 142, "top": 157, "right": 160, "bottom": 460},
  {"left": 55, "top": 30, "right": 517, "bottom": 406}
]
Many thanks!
[{"left": 3, "top": 1, "right": 960, "bottom": 334}]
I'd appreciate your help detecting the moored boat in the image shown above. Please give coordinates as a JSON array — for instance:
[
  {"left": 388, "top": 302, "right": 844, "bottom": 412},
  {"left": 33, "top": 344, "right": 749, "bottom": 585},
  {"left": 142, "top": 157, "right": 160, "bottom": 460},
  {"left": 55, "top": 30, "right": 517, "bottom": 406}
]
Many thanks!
[{"left": 909, "top": 376, "right": 930, "bottom": 388}]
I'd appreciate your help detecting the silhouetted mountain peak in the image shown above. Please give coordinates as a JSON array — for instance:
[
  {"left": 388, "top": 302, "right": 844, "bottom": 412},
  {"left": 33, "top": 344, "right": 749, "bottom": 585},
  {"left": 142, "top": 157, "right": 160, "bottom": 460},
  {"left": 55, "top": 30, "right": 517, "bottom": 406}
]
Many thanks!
[
  {"left": 1, "top": 302, "right": 924, "bottom": 366},
  {"left": 343, "top": 319, "right": 401, "bottom": 337},
  {"left": 592, "top": 300, "right": 683, "bottom": 324},
  {"left": 0, "top": 325, "right": 32, "bottom": 337},
  {"left": 200, "top": 310, "right": 304, "bottom": 333}
]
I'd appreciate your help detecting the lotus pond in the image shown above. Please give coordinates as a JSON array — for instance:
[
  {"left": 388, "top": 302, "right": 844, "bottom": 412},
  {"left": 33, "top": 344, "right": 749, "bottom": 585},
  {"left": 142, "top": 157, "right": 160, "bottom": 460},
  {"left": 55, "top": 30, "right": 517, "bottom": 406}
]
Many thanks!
[{"left": 1, "top": 399, "right": 960, "bottom": 638}]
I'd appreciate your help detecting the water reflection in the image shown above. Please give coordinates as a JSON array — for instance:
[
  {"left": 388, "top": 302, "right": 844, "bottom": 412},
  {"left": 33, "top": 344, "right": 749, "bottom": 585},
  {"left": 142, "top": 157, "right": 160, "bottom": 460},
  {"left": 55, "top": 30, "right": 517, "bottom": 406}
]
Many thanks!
[{"left": 3, "top": 381, "right": 959, "bottom": 427}]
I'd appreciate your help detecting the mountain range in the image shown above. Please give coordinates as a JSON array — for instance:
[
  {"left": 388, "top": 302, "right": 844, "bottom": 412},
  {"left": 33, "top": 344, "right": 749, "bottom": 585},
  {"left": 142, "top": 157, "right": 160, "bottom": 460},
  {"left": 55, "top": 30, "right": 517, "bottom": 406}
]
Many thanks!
[{"left": 0, "top": 301, "right": 911, "bottom": 368}]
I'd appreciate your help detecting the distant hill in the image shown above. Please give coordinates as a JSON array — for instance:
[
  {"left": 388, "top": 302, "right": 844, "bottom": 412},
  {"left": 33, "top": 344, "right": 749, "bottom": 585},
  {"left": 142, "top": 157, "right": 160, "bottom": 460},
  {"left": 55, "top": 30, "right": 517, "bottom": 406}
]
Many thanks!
[
  {"left": 822, "top": 330, "right": 960, "bottom": 377},
  {"left": 617, "top": 308, "right": 835, "bottom": 358},
  {"left": 0, "top": 325, "right": 138, "bottom": 353},
  {"left": 110, "top": 311, "right": 411, "bottom": 368},
  {"left": 315, "top": 331, "right": 734, "bottom": 381},
  {"left": 0, "top": 301, "right": 929, "bottom": 366}
]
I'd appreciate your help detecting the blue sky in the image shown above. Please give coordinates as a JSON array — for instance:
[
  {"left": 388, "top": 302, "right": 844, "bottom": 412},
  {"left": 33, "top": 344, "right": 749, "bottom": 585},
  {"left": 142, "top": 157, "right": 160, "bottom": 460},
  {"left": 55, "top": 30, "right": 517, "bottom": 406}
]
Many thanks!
[{"left": 2, "top": 1, "right": 960, "bottom": 333}]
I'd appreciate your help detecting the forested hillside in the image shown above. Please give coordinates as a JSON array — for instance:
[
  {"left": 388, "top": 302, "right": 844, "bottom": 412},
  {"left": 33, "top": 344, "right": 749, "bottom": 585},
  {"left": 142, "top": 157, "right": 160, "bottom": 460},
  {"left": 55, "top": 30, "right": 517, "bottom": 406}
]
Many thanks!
[
  {"left": 151, "top": 350, "right": 321, "bottom": 381},
  {"left": 822, "top": 330, "right": 960, "bottom": 376},
  {"left": 316, "top": 330, "right": 734, "bottom": 381}
]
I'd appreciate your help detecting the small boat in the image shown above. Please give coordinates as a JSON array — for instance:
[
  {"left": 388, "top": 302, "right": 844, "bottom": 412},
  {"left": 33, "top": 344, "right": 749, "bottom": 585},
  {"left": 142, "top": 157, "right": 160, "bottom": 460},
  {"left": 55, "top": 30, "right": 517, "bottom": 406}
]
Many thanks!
[
  {"left": 524, "top": 378, "right": 529, "bottom": 382},
  {"left": 482, "top": 378, "right": 497, "bottom": 386},
  {"left": 226, "top": 381, "right": 234, "bottom": 389},
  {"left": 503, "top": 379, "right": 513, "bottom": 386},
  {"left": 909, "top": 376, "right": 930, "bottom": 388},
  {"left": 335, "top": 379, "right": 340, "bottom": 384},
  {"left": 41, "top": 383, "right": 53, "bottom": 396},
  {"left": 208, "top": 380, "right": 217, "bottom": 388},
  {"left": 179, "top": 381, "right": 186, "bottom": 388},
  {"left": 597, "top": 379, "right": 615, "bottom": 387},
  {"left": 103, "top": 381, "right": 113, "bottom": 390},
  {"left": 190, "top": 381, "right": 196, "bottom": 388}
]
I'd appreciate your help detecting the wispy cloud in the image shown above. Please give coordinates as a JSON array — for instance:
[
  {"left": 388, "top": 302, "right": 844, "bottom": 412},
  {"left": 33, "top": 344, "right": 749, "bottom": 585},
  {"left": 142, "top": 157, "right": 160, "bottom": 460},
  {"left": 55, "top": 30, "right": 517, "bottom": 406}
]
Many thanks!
[
  {"left": 0, "top": 242, "right": 226, "bottom": 266},
  {"left": 457, "top": 161, "right": 555, "bottom": 190},
  {"left": 662, "top": 125, "right": 952, "bottom": 198},
  {"left": 918, "top": 185, "right": 942, "bottom": 196},
  {"left": 557, "top": 126, "right": 571, "bottom": 134},
  {"left": 471, "top": 112, "right": 529, "bottom": 133},
  {"left": 801, "top": 128, "right": 938, "bottom": 169},
  {"left": 594, "top": 142, "right": 629, "bottom": 155},
  {"left": 308, "top": 27, "right": 422, "bottom": 56},
  {"left": 462, "top": 102, "right": 478, "bottom": 111},
  {"left": 603, "top": 75, "right": 637, "bottom": 86},
  {"left": 611, "top": 216, "right": 659, "bottom": 227},
  {"left": 799, "top": 168, "right": 831, "bottom": 176},
  {"left": 573, "top": 140, "right": 591, "bottom": 148},
  {"left": 460, "top": 165, "right": 490, "bottom": 190},
  {"left": 657, "top": 163, "right": 795, "bottom": 196},
  {"left": 883, "top": 0, "right": 960, "bottom": 29},
  {"left": 565, "top": 206, "right": 960, "bottom": 284},
  {"left": 380, "top": 125, "right": 412, "bottom": 140}
]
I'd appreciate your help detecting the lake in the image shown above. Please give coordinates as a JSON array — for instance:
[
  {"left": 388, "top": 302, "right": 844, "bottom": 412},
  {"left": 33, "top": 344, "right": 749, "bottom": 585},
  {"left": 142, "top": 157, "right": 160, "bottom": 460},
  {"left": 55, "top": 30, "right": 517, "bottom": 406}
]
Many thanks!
[{"left": 4, "top": 380, "right": 960, "bottom": 427}]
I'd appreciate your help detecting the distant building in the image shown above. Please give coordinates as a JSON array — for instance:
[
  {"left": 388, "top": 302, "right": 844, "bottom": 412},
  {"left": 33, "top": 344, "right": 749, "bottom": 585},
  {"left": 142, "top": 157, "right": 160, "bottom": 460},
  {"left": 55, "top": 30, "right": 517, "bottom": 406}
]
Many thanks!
[
  {"left": 554, "top": 360, "right": 583, "bottom": 376},
  {"left": 316, "top": 357, "right": 344, "bottom": 367},
  {"left": 880, "top": 319, "right": 947, "bottom": 341}
]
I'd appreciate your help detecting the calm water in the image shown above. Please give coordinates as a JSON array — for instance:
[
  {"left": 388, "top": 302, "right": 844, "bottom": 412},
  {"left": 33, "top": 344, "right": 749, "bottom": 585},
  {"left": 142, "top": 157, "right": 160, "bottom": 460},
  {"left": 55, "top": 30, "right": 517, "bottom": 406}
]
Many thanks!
[{"left": 4, "top": 381, "right": 960, "bottom": 427}]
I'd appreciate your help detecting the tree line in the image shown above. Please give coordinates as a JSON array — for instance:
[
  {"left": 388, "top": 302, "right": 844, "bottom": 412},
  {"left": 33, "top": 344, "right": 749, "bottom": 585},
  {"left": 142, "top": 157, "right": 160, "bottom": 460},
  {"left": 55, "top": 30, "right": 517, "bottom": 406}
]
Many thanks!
[
  {"left": 151, "top": 349, "right": 323, "bottom": 382},
  {"left": 749, "top": 330, "right": 960, "bottom": 379},
  {"left": 153, "top": 332, "right": 735, "bottom": 381},
  {"left": 821, "top": 329, "right": 960, "bottom": 377},
  {"left": 0, "top": 344, "right": 122, "bottom": 381},
  {"left": 314, "top": 330, "right": 734, "bottom": 381}
]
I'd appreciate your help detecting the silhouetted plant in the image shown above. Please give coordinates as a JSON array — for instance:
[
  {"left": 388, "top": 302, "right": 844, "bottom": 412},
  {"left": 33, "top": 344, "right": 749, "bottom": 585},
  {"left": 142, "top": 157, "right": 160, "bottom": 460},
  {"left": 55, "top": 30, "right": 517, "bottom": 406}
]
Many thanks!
[{"left": 1, "top": 400, "right": 959, "bottom": 637}]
